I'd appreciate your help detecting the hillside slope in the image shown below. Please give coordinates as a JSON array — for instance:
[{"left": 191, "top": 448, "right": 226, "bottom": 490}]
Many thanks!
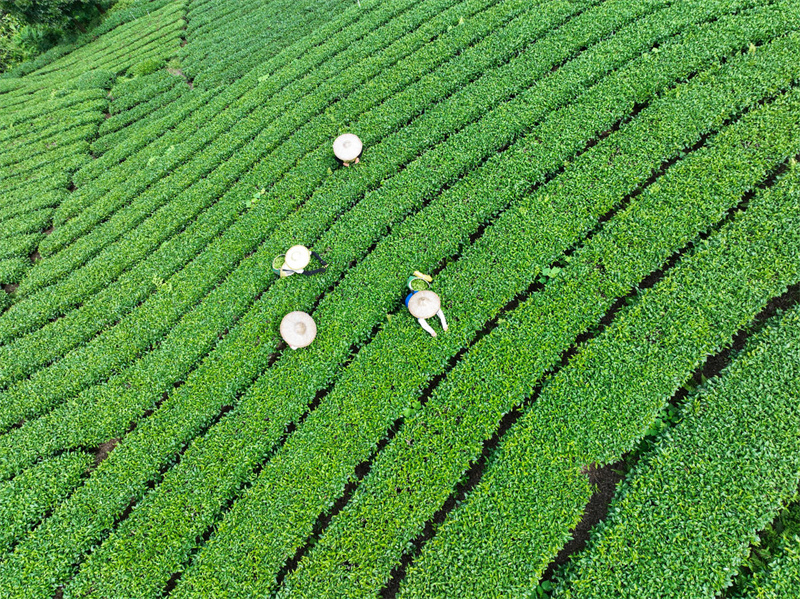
[{"left": 1, "top": 0, "right": 798, "bottom": 597}]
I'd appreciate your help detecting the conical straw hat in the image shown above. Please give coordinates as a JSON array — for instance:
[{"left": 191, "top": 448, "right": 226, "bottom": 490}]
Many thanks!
[
  {"left": 280, "top": 311, "right": 317, "bottom": 348},
  {"left": 408, "top": 290, "right": 441, "bottom": 319},
  {"left": 284, "top": 245, "right": 311, "bottom": 270},
  {"left": 333, "top": 133, "right": 363, "bottom": 162}
]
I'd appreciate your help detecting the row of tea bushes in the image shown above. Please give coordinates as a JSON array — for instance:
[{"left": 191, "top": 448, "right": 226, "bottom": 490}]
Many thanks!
[
  {"left": 0, "top": 0, "right": 188, "bottom": 285},
  {"left": 734, "top": 501, "right": 800, "bottom": 599},
  {"left": 0, "top": 452, "right": 91, "bottom": 555},
  {"left": 180, "top": 0, "right": 347, "bottom": 88},
  {"left": 34, "top": 0, "right": 449, "bottom": 265}
]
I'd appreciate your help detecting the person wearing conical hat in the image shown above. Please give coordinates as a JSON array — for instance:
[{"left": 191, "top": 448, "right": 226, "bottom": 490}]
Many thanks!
[
  {"left": 281, "top": 244, "right": 311, "bottom": 277},
  {"left": 280, "top": 311, "right": 317, "bottom": 350},
  {"left": 333, "top": 133, "right": 362, "bottom": 167},
  {"left": 407, "top": 289, "right": 448, "bottom": 337},
  {"left": 272, "top": 245, "right": 328, "bottom": 278}
]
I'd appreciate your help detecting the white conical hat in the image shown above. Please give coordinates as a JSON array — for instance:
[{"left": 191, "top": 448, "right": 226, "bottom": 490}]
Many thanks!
[
  {"left": 333, "top": 133, "right": 363, "bottom": 162},
  {"left": 284, "top": 245, "right": 311, "bottom": 270},
  {"left": 280, "top": 311, "right": 317, "bottom": 348},
  {"left": 408, "top": 290, "right": 441, "bottom": 319}
]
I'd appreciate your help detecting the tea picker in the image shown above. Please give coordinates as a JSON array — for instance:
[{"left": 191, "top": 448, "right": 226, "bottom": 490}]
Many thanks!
[
  {"left": 405, "top": 271, "right": 448, "bottom": 337},
  {"left": 333, "top": 133, "right": 362, "bottom": 167},
  {"left": 280, "top": 311, "right": 317, "bottom": 350},
  {"left": 272, "top": 244, "right": 328, "bottom": 278}
]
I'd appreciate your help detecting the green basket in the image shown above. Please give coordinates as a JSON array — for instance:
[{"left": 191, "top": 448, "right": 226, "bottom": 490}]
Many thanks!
[
  {"left": 408, "top": 276, "right": 430, "bottom": 292},
  {"left": 272, "top": 255, "right": 286, "bottom": 275}
]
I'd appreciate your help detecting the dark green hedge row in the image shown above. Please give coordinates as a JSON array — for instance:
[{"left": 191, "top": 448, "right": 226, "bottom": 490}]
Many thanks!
[
  {"left": 0, "top": 89, "right": 104, "bottom": 139},
  {"left": 77, "top": 86, "right": 211, "bottom": 176},
  {"left": 552, "top": 274, "right": 800, "bottom": 598},
  {"left": 0, "top": 209, "right": 51, "bottom": 237},
  {"left": 0, "top": 140, "right": 89, "bottom": 185},
  {"left": 38, "top": 21, "right": 183, "bottom": 83},
  {"left": 0, "top": 77, "right": 24, "bottom": 91},
  {"left": 99, "top": 81, "right": 184, "bottom": 134},
  {"left": 0, "top": 233, "right": 41, "bottom": 260},
  {"left": 0, "top": 160, "right": 83, "bottom": 204},
  {"left": 401, "top": 125, "right": 800, "bottom": 599},
  {"left": 0, "top": 116, "right": 103, "bottom": 171},
  {"left": 0, "top": 152, "right": 88, "bottom": 192},
  {"left": 0, "top": 136, "right": 92, "bottom": 187},
  {"left": 108, "top": 69, "right": 179, "bottom": 114},
  {"left": 0, "top": 189, "right": 65, "bottom": 223},
  {"left": 0, "top": 94, "right": 103, "bottom": 147},
  {"left": 0, "top": 257, "right": 27, "bottom": 285}
]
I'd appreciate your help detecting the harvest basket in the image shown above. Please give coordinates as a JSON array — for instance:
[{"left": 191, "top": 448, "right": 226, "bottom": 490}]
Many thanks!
[
  {"left": 272, "top": 254, "right": 286, "bottom": 275},
  {"left": 407, "top": 276, "right": 430, "bottom": 292}
]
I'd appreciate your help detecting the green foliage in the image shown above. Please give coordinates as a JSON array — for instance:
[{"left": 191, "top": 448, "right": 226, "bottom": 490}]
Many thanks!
[
  {"left": 0, "top": 452, "right": 91, "bottom": 554},
  {"left": 0, "top": 0, "right": 108, "bottom": 29},
  {"left": 2, "top": 0, "right": 174, "bottom": 77},
  {"left": 0, "top": 0, "right": 111, "bottom": 64},
  {"left": 0, "top": 0, "right": 531, "bottom": 429},
  {"left": 0, "top": 0, "right": 188, "bottom": 289},
  {"left": 0, "top": 257, "right": 26, "bottom": 285},
  {"left": 285, "top": 60, "right": 800, "bottom": 599},
  {"left": 734, "top": 502, "right": 800, "bottom": 599},
  {"left": 172, "top": 6, "right": 800, "bottom": 598},
  {"left": 0, "top": 10, "right": 25, "bottom": 72},
  {"left": 3, "top": 0, "right": 800, "bottom": 596},
  {"left": 127, "top": 55, "right": 161, "bottom": 76},
  {"left": 70, "top": 67, "right": 115, "bottom": 89}
]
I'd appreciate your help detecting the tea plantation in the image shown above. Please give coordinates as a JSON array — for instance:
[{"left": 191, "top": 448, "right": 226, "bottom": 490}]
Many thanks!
[{"left": 1, "top": 0, "right": 799, "bottom": 597}]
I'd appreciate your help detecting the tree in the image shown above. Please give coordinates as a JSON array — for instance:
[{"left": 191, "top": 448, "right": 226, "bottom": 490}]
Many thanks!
[{"left": 0, "top": 0, "right": 109, "bottom": 32}]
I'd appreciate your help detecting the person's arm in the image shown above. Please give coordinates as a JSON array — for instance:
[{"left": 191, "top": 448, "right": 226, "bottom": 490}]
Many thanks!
[
  {"left": 437, "top": 309, "right": 448, "bottom": 331},
  {"left": 418, "top": 318, "right": 437, "bottom": 337}
]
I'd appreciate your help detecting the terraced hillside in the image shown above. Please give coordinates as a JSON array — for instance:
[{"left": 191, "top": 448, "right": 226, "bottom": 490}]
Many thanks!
[{"left": 1, "top": 0, "right": 798, "bottom": 597}]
